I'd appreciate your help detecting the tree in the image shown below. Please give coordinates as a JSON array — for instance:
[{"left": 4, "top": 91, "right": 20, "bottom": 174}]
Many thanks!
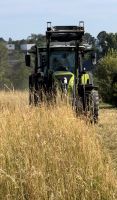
[
  {"left": 83, "top": 33, "right": 96, "bottom": 46},
  {"left": 95, "top": 49, "right": 117, "bottom": 104},
  {"left": 97, "top": 31, "right": 108, "bottom": 55},
  {"left": 8, "top": 51, "right": 31, "bottom": 90},
  {"left": 0, "top": 42, "right": 11, "bottom": 88},
  {"left": 27, "top": 34, "right": 46, "bottom": 46},
  {"left": 97, "top": 31, "right": 117, "bottom": 56},
  {"left": 106, "top": 33, "right": 117, "bottom": 50},
  {"left": 112, "top": 73, "right": 117, "bottom": 106}
]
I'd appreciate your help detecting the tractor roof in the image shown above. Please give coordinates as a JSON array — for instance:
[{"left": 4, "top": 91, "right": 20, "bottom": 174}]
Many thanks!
[
  {"left": 46, "top": 22, "right": 84, "bottom": 42},
  {"left": 28, "top": 44, "right": 92, "bottom": 54}
]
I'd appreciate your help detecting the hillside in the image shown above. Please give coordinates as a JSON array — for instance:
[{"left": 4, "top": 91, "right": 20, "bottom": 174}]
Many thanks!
[{"left": 0, "top": 92, "right": 117, "bottom": 200}]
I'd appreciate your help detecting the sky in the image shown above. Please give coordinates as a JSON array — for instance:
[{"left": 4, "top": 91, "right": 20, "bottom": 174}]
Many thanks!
[{"left": 0, "top": 0, "right": 117, "bottom": 40}]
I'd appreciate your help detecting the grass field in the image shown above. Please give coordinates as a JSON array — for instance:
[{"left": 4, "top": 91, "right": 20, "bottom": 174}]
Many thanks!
[
  {"left": 97, "top": 108, "right": 117, "bottom": 169},
  {"left": 0, "top": 91, "right": 117, "bottom": 200}
]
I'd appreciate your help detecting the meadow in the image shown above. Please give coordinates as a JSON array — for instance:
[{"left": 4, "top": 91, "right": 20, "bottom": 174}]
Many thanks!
[{"left": 0, "top": 91, "right": 117, "bottom": 200}]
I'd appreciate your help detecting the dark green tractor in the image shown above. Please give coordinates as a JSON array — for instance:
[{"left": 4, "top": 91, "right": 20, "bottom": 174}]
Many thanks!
[{"left": 25, "top": 22, "right": 99, "bottom": 123}]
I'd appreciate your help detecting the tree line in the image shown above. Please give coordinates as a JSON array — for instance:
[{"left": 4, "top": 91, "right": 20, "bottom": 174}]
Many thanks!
[{"left": 0, "top": 31, "right": 117, "bottom": 105}]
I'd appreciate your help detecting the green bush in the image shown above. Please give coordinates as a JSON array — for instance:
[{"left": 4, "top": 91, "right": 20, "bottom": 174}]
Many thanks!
[
  {"left": 95, "top": 49, "right": 117, "bottom": 105},
  {"left": 112, "top": 74, "right": 117, "bottom": 106}
]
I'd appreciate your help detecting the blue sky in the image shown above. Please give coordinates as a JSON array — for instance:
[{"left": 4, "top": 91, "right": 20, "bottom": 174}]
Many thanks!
[{"left": 0, "top": 0, "right": 117, "bottom": 40}]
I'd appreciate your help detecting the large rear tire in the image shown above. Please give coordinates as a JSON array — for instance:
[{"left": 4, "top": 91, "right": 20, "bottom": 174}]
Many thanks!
[
  {"left": 29, "top": 75, "right": 43, "bottom": 106},
  {"left": 87, "top": 90, "right": 99, "bottom": 123},
  {"left": 75, "top": 89, "right": 99, "bottom": 123},
  {"left": 29, "top": 75, "right": 35, "bottom": 105}
]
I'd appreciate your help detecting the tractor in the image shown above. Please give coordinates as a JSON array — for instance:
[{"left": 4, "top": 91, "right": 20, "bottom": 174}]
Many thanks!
[{"left": 25, "top": 21, "right": 99, "bottom": 123}]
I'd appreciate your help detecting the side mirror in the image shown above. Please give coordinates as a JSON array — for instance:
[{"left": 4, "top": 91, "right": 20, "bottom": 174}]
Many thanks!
[
  {"left": 25, "top": 54, "right": 31, "bottom": 67},
  {"left": 91, "top": 52, "right": 97, "bottom": 65}
]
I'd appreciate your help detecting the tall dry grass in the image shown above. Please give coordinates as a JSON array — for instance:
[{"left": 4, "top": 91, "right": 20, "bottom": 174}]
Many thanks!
[
  {"left": 0, "top": 91, "right": 117, "bottom": 200},
  {"left": 97, "top": 108, "right": 117, "bottom": 169}
]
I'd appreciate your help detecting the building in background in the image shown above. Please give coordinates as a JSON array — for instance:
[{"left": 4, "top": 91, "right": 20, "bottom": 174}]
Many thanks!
[
  {"left": 20, "top": 44, "right": 35, "bottom": 52},
  {"left": 6, "top": 44, "right": 15, "bottom": 51}
]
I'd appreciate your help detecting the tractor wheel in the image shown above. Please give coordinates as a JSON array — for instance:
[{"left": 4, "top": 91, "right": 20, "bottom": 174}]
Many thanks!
[
  {"left": 75, "top": 97, "right": 84, "bottom": 117},
  {"left": 29, "top": 75, "right": 35, "bottom": 105},
  {"left": 29, "top": 88, "right": 43, "bottom": 106},
  {"left": 29, "top": 89, "right": 35, "bottom": 105},
  {"left": 34, "top": 89, "right": 43, "bottom": 106},
  {"left": 86, "top": 90, "right": 99, "bottom": 124},
  {"left": 29, "top": 75, "right": 43, "bottom": 106}
]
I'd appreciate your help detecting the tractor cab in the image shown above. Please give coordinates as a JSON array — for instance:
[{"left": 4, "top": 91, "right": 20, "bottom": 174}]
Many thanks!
[{"left": 49, "top": 46, "right": 75, "bottom": 73}]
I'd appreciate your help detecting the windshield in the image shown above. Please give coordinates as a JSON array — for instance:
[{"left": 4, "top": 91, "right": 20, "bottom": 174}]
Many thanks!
[{"left": 50, "top": 51, "right": 75, "bottom": 72}]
